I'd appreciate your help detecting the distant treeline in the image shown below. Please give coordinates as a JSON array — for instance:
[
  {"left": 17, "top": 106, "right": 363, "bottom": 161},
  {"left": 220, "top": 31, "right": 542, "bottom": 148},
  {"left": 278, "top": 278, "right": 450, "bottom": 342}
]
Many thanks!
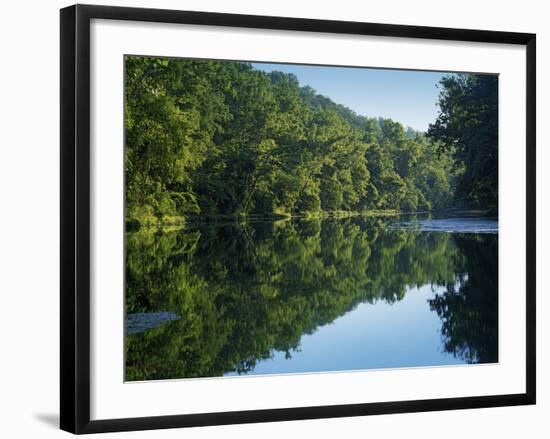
[{"left": 125, "top": 57, "right": 497, "bottom": 226}]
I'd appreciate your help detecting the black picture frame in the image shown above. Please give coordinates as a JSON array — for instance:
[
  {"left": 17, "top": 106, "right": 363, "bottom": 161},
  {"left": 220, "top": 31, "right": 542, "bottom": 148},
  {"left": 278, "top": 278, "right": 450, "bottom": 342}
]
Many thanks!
[{"left": 60, "top": 4, "right": 536, "bottom": 434}]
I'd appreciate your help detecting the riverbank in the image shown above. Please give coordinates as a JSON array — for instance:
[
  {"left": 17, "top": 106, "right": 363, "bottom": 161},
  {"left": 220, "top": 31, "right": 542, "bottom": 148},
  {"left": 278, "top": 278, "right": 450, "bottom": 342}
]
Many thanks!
[
  {"left": 126, "top": 207, "right": 498, "bottom": 231},
  {"left": 126, "top": 209, "right": 401, "bottom": 230}
]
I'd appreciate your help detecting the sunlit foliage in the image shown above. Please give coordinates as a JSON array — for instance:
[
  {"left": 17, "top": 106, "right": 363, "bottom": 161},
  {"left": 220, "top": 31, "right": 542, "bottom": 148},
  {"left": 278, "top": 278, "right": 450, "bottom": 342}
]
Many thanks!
[{"left": 125, "top": 57, "right": 460, "bottom": 226}]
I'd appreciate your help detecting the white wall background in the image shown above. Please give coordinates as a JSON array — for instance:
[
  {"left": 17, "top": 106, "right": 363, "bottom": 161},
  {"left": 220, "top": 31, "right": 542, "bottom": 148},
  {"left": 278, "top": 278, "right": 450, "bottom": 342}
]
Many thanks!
[{"left": 0, "top": 0, "right": 546, "bottom": 437}]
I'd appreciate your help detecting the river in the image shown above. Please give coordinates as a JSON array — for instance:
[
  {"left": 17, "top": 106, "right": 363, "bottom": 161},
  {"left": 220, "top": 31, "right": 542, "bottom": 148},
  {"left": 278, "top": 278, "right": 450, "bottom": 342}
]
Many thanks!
[{"left": 125, "top": 212, "right": 498, "bottom": 381}]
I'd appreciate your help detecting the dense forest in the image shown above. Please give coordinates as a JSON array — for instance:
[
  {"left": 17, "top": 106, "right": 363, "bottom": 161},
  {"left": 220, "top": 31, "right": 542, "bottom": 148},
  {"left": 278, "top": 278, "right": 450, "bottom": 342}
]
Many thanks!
[
  {"left": 125, "top": 217, "right": 498, "bottom": 380},
  {"left": 124, "top": 57, "right": 497, "bottom": 226}
]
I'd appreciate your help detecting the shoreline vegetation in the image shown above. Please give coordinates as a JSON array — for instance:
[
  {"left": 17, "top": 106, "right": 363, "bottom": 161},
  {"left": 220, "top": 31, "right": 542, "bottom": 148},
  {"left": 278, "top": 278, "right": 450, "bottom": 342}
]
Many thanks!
[
  {"left": 126, "top": 207, "right": 497, "bottom": 231},
  {"left": 126, "top": 209, "right": 401, "bottom": 229},
  {"left": 125, "top": 57, "right": 497, "bottom": 229}
]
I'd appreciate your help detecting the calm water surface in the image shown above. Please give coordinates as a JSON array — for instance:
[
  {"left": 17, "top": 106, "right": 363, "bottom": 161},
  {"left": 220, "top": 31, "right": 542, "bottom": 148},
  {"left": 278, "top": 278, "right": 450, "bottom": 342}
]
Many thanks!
[{"left": 125, "top": 213, "right": 498, "bottom": 381}]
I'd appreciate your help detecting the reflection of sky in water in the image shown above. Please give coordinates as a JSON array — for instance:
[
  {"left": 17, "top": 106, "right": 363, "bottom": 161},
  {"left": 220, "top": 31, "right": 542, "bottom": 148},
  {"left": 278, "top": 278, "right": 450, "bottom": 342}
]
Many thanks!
[
  {"left": 125, "top": 216, "right": 498, "bottom": 381},
  {"left": 226, "top": 284, "right": 460, "bottom": 376}
]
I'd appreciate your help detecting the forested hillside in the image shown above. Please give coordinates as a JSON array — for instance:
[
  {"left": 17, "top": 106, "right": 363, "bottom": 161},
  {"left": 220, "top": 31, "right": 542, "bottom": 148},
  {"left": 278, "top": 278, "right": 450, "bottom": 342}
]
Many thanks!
[{"left": 125, "top": 57, "right": 496, "bottom": 226}]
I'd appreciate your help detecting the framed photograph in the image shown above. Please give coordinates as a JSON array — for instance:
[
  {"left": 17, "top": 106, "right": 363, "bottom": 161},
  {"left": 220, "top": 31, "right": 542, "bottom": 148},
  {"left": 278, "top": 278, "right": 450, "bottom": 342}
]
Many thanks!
[{"left": 60, "top": 4, "right": 536, "bottom": 434}]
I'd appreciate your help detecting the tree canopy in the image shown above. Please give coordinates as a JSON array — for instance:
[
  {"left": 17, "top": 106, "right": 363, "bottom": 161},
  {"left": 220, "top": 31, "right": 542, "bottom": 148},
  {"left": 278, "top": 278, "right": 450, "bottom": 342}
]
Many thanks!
[
  {"left": 428, "top": 74, "right": 498, "bottom": 209},
  {"left": 125, "top": 57, "right": 465, "bottom": 226}
]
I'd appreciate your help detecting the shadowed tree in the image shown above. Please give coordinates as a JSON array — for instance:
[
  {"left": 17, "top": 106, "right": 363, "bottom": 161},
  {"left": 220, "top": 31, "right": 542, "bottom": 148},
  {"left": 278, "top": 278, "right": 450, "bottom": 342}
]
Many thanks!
[{"left": 428, "top": 74, "right": 498, "bottom": 209}]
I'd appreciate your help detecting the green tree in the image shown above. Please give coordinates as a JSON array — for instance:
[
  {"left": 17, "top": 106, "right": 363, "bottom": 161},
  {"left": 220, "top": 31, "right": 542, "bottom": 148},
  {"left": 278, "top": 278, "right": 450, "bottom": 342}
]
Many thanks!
[{"left": 428, "top": 74, "right": 498, "bottom": 209}]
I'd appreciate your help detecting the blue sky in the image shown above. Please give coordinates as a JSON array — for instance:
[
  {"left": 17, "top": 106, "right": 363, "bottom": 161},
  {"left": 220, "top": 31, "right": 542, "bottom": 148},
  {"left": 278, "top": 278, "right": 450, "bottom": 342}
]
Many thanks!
[{"left": 252, "top": 62, "right": 448, "bottom": 132}]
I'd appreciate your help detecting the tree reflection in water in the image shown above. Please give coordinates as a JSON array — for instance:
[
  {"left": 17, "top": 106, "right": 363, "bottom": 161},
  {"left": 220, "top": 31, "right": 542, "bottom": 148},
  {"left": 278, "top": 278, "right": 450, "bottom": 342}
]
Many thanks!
[{"left": 125, "top": 217, "right": 498, "bottom": 381}]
